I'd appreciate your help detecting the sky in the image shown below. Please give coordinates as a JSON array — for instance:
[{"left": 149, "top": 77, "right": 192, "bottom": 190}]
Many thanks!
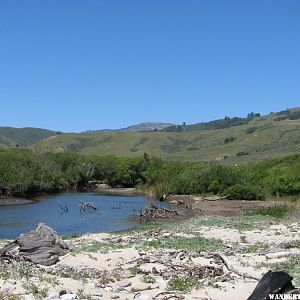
[{"left": 0, "top": 0, "right": 299, "bottom": 132}]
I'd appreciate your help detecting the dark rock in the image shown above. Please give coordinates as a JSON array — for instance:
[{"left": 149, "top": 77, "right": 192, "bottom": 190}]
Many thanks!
[
  {"left": 0, "top": 223, "right": 69, "bottom": 266},
  {"left": 247, "top": 270, "right": 300, "bottom": 300}
]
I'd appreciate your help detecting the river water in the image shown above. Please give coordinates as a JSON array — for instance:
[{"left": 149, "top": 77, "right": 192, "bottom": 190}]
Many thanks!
[{"left": 0, "top": 192, "right": 166, "bottom": 239}]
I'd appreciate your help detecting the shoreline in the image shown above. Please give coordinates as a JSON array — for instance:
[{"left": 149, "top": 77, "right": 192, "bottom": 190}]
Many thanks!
[
  {"left": 0, "top": 187, "right": 143, "bottom": 206},
  {"left": 0, "top": 198, "right": 36, "bottom": 206},
  {"left": 1, "top": 212, "right": 299, "bottom": 299}
]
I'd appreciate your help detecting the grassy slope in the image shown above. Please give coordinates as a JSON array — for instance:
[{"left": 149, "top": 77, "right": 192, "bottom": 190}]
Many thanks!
[
  {"left": 0, "top": 127, "right": 57, "bottom": 146},
  {"left": 33, "top": 114, "right": 300, "bottom": 164}
]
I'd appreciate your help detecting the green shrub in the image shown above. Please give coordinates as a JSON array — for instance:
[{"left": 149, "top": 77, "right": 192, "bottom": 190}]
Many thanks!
[
  {"left": 225, "top": 184, "right": 265, "bottom": 200},
  {"left": 245, "top": 127, "right": 257, "bottom": 134},
  {"left": 223, "top": 136, "right": 237, "bottom": 144},
  {"left": 236, "top": 151, "right": 249, "bottom": 157}
]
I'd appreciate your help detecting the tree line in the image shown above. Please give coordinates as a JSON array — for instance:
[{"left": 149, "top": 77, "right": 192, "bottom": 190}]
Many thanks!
[{"left": 0, "top": 149, "right": 299, "bottom": 200}]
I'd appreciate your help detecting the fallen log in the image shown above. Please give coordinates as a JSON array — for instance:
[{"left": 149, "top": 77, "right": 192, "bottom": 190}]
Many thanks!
[
  {"left": 247, "top": 270, "right": 300, "bottom": 300},
  {"left": 0, "top": 223, "right": 69, "bottom": 266},
  {"left": 203, "top": 195, "right": 230, "bottom": 201},
  {"left": 266, "top": 250, "right": 300, "bottom": 259}
]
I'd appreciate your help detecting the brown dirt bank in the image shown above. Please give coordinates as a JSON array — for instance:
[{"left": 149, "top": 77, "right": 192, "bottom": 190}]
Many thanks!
[
  {"left": 92, "top": 185, "right": 145, "bottom": 196},
  {"left": 165, "top": 195, "right": 279, "bottom": 217}
]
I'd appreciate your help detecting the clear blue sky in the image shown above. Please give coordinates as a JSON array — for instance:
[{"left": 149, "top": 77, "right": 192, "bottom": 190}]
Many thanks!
[{"left": 0, "top": 0, "right": 299, "bottom": 132}]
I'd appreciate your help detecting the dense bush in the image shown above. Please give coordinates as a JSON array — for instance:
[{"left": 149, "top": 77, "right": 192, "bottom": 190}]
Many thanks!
[
  {"left": 245, "top": 127, "right": 257, "bottom": 134},
  {"left": 223, "top": 136, "right": 236, "bottom": 144},
  {"left": 225, "top": 184, "right": 265, "bottom": 200},
  {"left": 164, "top": 116, "right": 253, "bottom": 132},
  {"left": 0, "top": 148, "right": 299, "bottom": 200},
  {"left": 0, "top": 149, "right": 68, "bottom": 196},
  {"left": 236, "top": 151, "right": 249, "bottom": 157}
]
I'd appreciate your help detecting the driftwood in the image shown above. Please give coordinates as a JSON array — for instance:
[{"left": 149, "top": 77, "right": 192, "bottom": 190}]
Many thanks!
[
  {"left": 139, "top": 204, "right": 183, "bottom": 219},
  {"left": 0, "top": 223, "right": 69, "bottom": 266},
  {"left": 203, "top": 195, "right": 229, "bottom": 201},
  {"left": 247, "top": 270, "right": 300, "bottom": 300},
  {"left": 266, "top": 250, "right": 300, "bottom": 260},
  {"left": 216, "top": 252, "right": 260, "bottom": 280},
  {"left": 154, "top": 291, "right": 185, "bottom": 300}
]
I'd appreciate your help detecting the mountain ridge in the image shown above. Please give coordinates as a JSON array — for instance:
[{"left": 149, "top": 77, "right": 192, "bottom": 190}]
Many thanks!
[{"left": 1, "top": 107, "right": 300, "bottom": 164}]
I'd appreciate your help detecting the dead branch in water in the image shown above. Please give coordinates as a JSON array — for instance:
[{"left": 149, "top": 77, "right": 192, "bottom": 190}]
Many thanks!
[
  {"left": 79, "top": 201, "right": 97, "bottom": 212},
  {"left": 58, "top": 201, "right": 68, "bottom": 213}
]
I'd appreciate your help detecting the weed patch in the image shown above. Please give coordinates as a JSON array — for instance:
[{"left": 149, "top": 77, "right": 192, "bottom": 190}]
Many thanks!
[
  {"left": 142, "top": 275, "right": 156, "bottom": 284},
  {"left": 167, "top": 276, "right": 202, "bottom": 292},
  {"left": 22, "top": 282, "right": 48, "bottom": 300},
  {"left": 0, "top": 290, "right": 21, "bottom": 300},
  {"left": 140, "top": 235, "right": 224, "bottom": 252},
  {"left": 242, "top": 242, "right": 268, "bottom": 254},
  {"left": 246, "top": 205, "right": 289, "bottom": 219}
]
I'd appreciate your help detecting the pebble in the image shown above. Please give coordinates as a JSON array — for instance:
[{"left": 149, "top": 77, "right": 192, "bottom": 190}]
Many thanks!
[
  {"left": 151, "top": 283, "right": 159, "bottom": 289},
  {"left": 175, "top": 251, "right": 186, "bottom": 260},
  {"left": 110, "top": 295, "right": 120, "bottom": 299},
  {"left": 60, "top": 294, "right": 76, "bottom": 300},
  {"left": 139, "top": 263, "right": 166, "bottom": 274},
  {"left": 131, "top": 282, "right": 152, "bottom": 292},
  {"left": 47, "top": 290, "right": 60, "bottom": 299},
  {"left": 161, "top": 255, "right": 170, "bottom": 264},
  {"left": 59, "top": 290, "right": 68, "bottom": 296},
  {"left": 135, "top": 295, "right": 152, "bottom": 300},
  {"left": 116, "top": 279, "right": 132, "bottom": 288},
  {"left": 22, "top": 296, "right": 35, "bottom": 300},
  {"left": 143, "top": 255, "right": 159, "bottom": 263}
]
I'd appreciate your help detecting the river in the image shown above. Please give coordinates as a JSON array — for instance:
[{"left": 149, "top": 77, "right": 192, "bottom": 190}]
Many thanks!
[{"left": 0, "top": 192, "right": 166, "bottom": 239}]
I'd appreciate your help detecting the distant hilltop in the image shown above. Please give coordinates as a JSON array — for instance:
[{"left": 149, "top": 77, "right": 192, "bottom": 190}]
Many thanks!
[{"left": 83, "top": 122, "right": 174, "bottom": 134}]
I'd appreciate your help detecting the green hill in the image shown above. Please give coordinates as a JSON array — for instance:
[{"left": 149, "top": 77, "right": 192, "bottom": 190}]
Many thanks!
[
  {"left": 32, "top": 108, "right": 300, "bottom": 164},
  {"left": 0, "top": 127, "right": 58, "bottom": 147}
]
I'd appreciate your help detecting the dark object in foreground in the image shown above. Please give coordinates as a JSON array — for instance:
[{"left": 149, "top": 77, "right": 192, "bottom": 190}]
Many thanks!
[
  {"left": 139, "top": 204, "right": 183, "bottom": 219},
  {"left": 247, "top": 270, "right": 300, "bottom": 300},
  {"left": 0, "top": 223, "right": 69, "bottom": 266}
]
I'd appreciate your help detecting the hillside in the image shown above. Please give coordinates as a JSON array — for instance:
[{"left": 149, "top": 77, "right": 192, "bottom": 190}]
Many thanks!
[
  {"left": 0, "top": 127, "right": 58, "bottom": 147},
  {"left": 33, "top": 108, "right": 300, "bottom": 164}
]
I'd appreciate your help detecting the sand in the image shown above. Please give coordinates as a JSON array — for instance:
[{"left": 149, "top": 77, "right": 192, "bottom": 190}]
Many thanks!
[{"left": 0, "top": 215, "right": 299, "bottom": 300}]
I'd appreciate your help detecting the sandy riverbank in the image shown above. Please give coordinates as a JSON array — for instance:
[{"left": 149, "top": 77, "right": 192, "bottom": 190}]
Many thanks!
[
  {"left": 1, "top": 212, "right": 299, "bottom": 300},
  {"left": 0, "top": 198, "right": 35, "bottom": 206}
]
